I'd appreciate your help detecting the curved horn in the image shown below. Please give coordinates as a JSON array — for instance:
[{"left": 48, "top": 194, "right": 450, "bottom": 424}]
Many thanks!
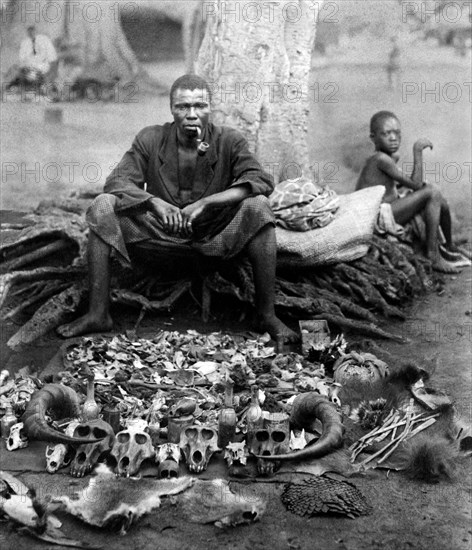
[
  {"left": 22, "top": 384, "right": 105, "bottom": 445},
  {"left": 255, "top": 393, "right": 344, "bottom": 461}
]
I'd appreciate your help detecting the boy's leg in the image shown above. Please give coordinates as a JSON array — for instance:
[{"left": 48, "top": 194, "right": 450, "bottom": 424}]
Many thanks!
[
  {"left": 391, "top": 186, "right": 460, "bottom": 273},
  {"left": 57, "top": 230, "right": 113, "bottom": 337}
]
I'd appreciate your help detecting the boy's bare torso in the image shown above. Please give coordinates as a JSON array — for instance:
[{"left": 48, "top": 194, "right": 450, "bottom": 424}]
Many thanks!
[{"left": 356, "top": 152, "right": 399, "bottom": 203}]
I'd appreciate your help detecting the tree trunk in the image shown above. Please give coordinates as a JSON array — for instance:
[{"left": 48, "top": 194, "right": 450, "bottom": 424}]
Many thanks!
[
  {"left": 1, "top": 0, "right": 141, "bottom": 83},
  {"left": 196, "top": 0, "right": 319, "bottom": 183}
]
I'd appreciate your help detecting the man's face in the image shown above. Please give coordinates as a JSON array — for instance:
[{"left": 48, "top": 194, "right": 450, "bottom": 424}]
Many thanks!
[
  {"left": 171, "top": 88, "right": 211, "bottom": 139},
  {"left": 371, "top": 117, "right": 401, "bottom": 155},
  {"left": 27, "top": 27, "right": 37, "bottom": 39}
]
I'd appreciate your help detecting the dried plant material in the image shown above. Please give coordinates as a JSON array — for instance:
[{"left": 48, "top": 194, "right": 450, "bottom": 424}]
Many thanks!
[
  {"left": 8, "top": 283, "right": 86, "bottom": 350},
  {"left": 281, "top": 476, "right": 372, "bottom": 518},
  {"left": 61, "top": 330, "right": 341, "bottom": 428},
  {"left": 355, "top": 398, "right": 389, "bottom": 430}
]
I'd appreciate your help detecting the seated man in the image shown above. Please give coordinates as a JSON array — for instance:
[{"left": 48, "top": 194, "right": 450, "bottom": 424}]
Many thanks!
[
  {"left": 58, "top": 74, "right": 298, "bottom": 347},
  {"left": 356, "top": 110, "right": 465, "bottom": 273},
  {"left": 9, "top": 25, "right": 58, "bottom": 89}
]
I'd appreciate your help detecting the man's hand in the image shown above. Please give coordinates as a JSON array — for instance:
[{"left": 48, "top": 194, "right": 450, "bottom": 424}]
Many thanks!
[
  {"left": 149, "top": 197, "right": 184, "bottom": 235},
  {"left": 413, "top": 138, "right": 433, "bottom": 152},
  {"left": 181, "top": 199, "right": 208, "bottom": 236}
]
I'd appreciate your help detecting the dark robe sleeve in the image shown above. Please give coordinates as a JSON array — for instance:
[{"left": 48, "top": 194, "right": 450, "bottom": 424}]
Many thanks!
[
  {"left": 227, "top": 131, "right": 274, "bottom": 196},
  {"left": 103, "top": 127, "right": 156, "bottom": 213}
]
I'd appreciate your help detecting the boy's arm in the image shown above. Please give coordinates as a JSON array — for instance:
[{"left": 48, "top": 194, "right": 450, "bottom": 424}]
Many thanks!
[
  {"left": 377, "top": 137, "right": 433, "bottom": 191},
  {"left": 410, "top": 138, "right": 433, "bottom": 187},
  {"left": 376, "top": 154, "right": 422, "bottom": 190}
]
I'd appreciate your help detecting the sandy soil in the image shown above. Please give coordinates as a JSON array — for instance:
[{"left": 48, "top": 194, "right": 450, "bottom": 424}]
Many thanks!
[{"left": 0, "top": 48, "right": 471, "bottom": 550}]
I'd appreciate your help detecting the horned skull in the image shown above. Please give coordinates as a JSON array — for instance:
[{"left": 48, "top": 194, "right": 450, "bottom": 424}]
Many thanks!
[
  {"left": 70, "top": 419, "right": 115, "bottom": 478},
  {"left": 6, "top": 422, "right": 28, "bottom": 451},
  {"left": 45, "top": 443, "right": 74, "bottom": 473},
  {"left": 248, "top": 413, "right": 290, "bottom": 476},
  {"left": 156, "top": 443, "right": 181, "bottom": 479},
  {"left": 179, "top": 424, "right": 220, "bottom": 473},
  {"left": 111, "top": 423, "right": 155, "bottom": 477}
]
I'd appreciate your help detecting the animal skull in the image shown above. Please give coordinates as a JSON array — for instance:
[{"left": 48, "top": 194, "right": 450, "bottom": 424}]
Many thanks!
[
  {"left": 248, "top": 413, "right": 290, "bottom": 476},
  {"left": 224, "top": 441, "right": 247, "bottom": 467},
  {"left": 179, "top": 425, "right": 220, "bottom": 473},
  {"left": 156, "top": 443, "right": 181, "bottom": 478},
  {"left": 70, "top": 419, "right": 115, "bottom": 478},
  {"left": 111, "top": 424, "right": 155, "bottom": 477},
  {"left": 6, "top": 422, "right": 28, "bottom": 451},
  {"left": 45, "top": 443, "right": 74, "bottom": 473}
]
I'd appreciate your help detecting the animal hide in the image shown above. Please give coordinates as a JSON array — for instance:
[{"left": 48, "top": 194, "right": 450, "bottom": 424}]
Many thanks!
[
  {"left": 54, "top": 465, "right": 193, "bottom": 533},
  {"left": 178, "top": 479, "right": 266, "bottom": 527}
]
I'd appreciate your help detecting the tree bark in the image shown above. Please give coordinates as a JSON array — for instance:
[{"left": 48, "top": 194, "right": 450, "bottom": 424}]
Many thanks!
[{"left": 196, "top": 0, "right": 319, "bottom": 183}]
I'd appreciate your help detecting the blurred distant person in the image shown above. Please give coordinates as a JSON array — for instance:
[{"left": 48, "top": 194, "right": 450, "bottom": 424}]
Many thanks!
[
  {"left": 386, "top": 37, "right": 401, "bottom": 91},
  {"left": 8, "top": 26, "right": 57, "bottom": 90}
]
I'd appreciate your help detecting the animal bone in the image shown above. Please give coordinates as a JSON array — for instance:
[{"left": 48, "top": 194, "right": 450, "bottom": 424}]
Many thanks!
[
  {"left": 255, "top": 393, "right": 344, "bottom": 462},
  {"left": 10, "top": 377, "right": 37, "bottom": 413},
  {"left": 22, "top": 384, "right": 106, "bottom": 445},
  {"left": 70, "top": 419, "right": 115, "bottom": 478},
  {"left": 111, "top": 423, "right": 155, "bottom": 477},
  {"left": 248, "top": 413, "right": 290, "bottom": 475},
  {"left": 6, "top": 422, "right": 28, "bottom": 451},
  {"left": 156, "top": 443, "right": 181, "bottom": 479},
  {"left": 45, "top": 443, "right": 74, "bottom": 474},
  {"left": 224, "top": 441, "right": 247, "bottom": 467},
  {"left": 179, "top": 424, "right": 220, "bottom": 473}
]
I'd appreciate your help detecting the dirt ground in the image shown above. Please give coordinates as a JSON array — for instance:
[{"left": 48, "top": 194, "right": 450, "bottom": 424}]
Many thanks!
[
  {"left": 0, "top": 255, "right": 471, "bottom": 550},
  {"left": 0, "top": 48, "right": 471, "bottom": 550}
]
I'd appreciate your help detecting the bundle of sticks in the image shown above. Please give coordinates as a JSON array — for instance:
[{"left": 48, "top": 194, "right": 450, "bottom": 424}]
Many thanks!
[{"left": 350, "top": 401, "right": 440, "bottom": 468}]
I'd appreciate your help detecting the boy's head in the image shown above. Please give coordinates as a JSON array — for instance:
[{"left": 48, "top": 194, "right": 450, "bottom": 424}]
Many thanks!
[{"left": 370, "top": 111, "right": 401, "bottom": 155}]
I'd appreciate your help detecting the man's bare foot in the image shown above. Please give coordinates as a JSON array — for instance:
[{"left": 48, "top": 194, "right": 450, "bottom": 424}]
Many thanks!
[
  {"left": 254, "top": 314, "right": 299, "bottom": 351},
  {"left": 431, "top": 256, "right": 462, "bottom": 274},
  {"left": 57, "top": 313, "right": 113, "bottom": 338}
]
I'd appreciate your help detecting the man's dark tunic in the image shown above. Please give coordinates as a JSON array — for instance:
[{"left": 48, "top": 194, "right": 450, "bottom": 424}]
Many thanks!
[{"left": 87, "top": 122, "right": 275, "bottom": 265}]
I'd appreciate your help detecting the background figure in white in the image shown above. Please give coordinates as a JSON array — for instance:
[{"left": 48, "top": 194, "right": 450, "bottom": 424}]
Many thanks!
[{"left": 18, "top": 25, "right": 57, "bottom": 83}]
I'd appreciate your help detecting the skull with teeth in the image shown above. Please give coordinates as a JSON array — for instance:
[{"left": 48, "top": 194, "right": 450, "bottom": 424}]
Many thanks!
[
  {"left": 6, "top": 422, "right": 28, "bottom": 451},
  {"left": 248, "top": 412, "right": 290, "bottom": 476},
  {"left": 45, "top": 443, "right": 74, "bottom": 473},
  {"left": 179, "top": 424, "right": 220, "bottom": 473},
  {"left": 224, "top": 441, "right": 248, "bottom": 467},
  {"left": 111, "top": 423, "right": 155, "bottom": 477},
  {"left": 156, "top": 443, "right": 181, "bottom": 478},
  {"left": 69, "top": 419, "right": 115, "bottom": 478}
]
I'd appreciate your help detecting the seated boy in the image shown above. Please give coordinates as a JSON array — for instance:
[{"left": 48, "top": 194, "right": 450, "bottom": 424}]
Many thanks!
[{"left": 357, "top": 110, "right": 466, "bottom": 273}]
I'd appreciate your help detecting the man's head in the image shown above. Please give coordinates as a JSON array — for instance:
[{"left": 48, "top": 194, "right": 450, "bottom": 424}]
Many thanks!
[
  {"left": 370, "top": 111, "right": 401, "bottom": 155},
  {"left": 27, "top": 25, "right": 37, "bottom": 39},
  {"left": 170, "top": 75, "right": 211, "bottom": 142}
]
